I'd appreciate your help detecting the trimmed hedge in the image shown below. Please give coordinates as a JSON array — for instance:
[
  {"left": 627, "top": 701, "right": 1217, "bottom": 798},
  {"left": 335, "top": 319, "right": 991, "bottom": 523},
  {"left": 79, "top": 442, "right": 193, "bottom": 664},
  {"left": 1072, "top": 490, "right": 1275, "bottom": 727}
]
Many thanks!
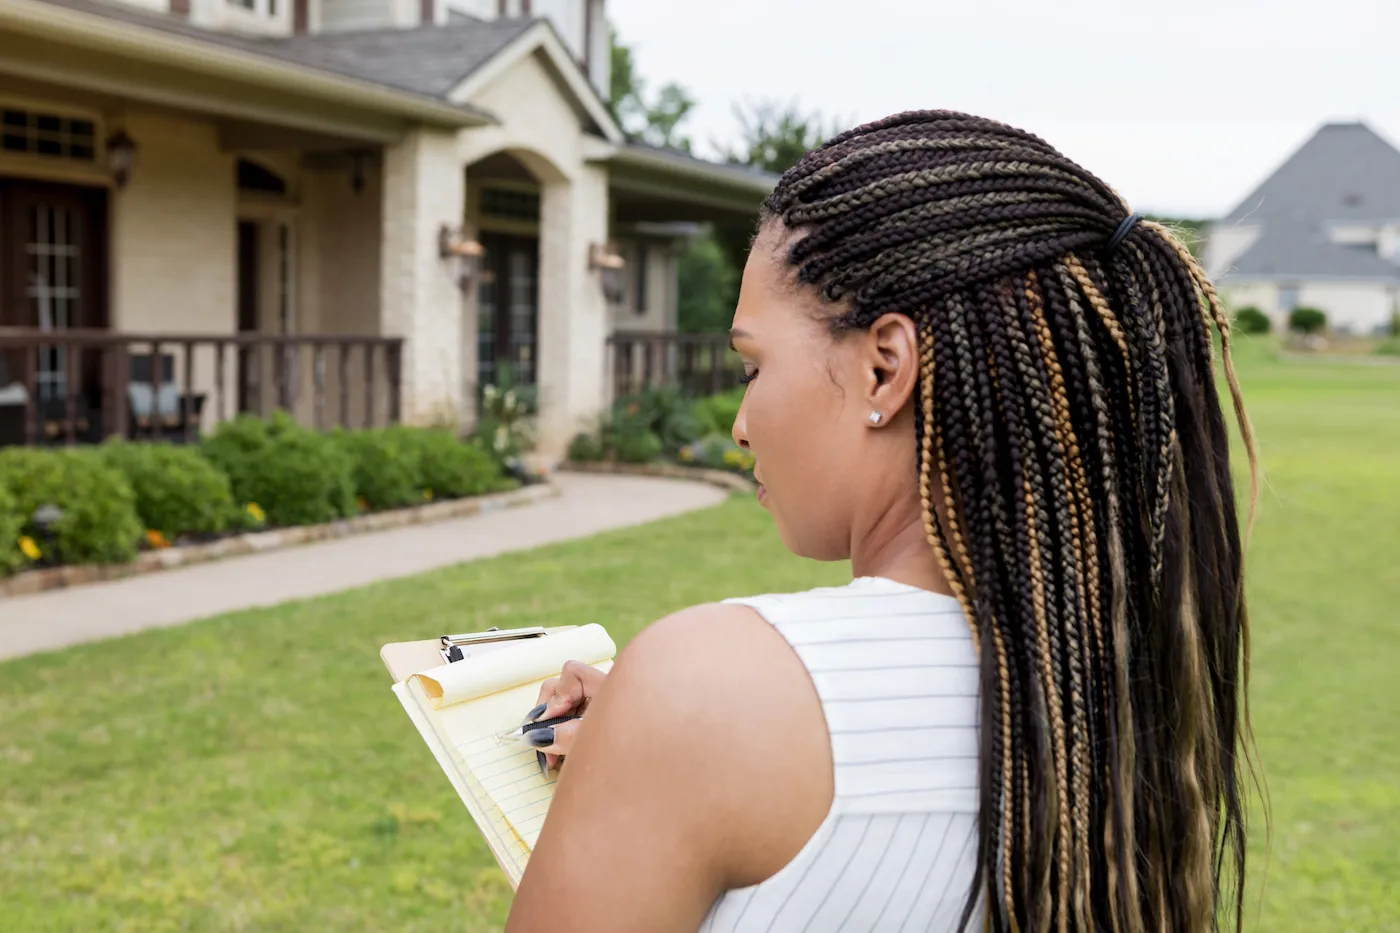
[
  {"left": 0, "top": 447, "right": 143, "bottom": 566},
  {"left": 0, "top": 416, "right": 518, "bottom": 577},
  {"left": 200, "top": 413, "right": 356, "bottom": 528},
  {"left": 100, "top": 440, "right": 237, "bottom": 539}
]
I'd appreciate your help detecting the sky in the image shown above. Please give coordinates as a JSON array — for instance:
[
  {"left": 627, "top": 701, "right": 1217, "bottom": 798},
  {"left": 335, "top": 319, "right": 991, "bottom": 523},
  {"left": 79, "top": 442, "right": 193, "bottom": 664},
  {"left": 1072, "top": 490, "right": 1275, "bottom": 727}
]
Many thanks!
[{"left": 606, "top": 0, "right": 1400, "bottom": 219}]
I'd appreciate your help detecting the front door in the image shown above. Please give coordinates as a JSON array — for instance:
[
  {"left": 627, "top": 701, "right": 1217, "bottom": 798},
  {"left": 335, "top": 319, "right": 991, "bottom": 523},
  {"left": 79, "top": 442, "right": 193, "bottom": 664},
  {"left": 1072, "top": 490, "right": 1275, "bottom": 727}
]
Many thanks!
[
  {"left": 476, "top": 232, "right": 538, "bottom": 389},
  {"left": 0, "top": 179, "right": 108, "bottom": 422},
  {"left": 236, "top": 220, "right": 259, "bottom": 414}
]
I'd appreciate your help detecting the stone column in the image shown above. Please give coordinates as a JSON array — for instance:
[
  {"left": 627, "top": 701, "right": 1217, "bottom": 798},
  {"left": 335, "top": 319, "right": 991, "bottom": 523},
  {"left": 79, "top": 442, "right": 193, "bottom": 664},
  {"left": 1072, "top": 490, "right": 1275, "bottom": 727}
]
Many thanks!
[
  {"left": 380, "top": 128, "right": 466, "bottom": 427},
  {"left": 534, "top": 164, "right": 610, "bottom": 458}
]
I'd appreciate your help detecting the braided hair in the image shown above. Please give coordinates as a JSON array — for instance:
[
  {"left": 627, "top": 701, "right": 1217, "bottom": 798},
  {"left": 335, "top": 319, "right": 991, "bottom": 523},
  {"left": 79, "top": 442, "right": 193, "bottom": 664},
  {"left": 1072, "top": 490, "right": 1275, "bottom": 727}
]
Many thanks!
[{"left": 760, "top": 110, "right": 1260, "bottom": 933}]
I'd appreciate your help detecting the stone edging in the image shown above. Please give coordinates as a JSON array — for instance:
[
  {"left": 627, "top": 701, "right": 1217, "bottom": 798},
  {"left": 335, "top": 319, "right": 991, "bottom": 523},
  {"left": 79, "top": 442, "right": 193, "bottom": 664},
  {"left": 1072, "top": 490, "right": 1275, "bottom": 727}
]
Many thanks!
[
  {"left": 0, "top": 483, "right": 560, "bottom": 599},
  {"left": 558, "top": 459, "right": 756, "bottom": 493}
]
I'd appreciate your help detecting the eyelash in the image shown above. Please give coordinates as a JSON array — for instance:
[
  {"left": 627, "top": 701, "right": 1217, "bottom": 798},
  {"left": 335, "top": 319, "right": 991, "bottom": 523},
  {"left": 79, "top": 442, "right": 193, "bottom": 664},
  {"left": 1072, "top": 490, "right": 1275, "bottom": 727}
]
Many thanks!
[{"left": 739, "top": 370, "right": 758, "bottom": 386}]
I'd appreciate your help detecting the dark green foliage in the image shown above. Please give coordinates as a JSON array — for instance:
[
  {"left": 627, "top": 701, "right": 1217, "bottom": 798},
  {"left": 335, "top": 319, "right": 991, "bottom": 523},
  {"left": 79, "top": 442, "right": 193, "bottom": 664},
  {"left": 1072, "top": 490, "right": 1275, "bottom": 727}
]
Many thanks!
[
  {"left": 100, "top": 440, "right": 236, "bottom": 539},
  {"left": 335, "top": 428, "right": 420, "bottom": 511},
  {"left": 201, "top": 412, "right": 356, "bottom": 528},
  {"left": 1234, "top": 306, "right": 1271, "bottom": 336},
  {"left": 1289, "top": 306, "right": 1328, "bottom": 335},
  {"left": 0, "top": 447, "right": 142, "bottom": 565},
  {"left": 392, "top": 427, "right": 508, "bottom": 499}
]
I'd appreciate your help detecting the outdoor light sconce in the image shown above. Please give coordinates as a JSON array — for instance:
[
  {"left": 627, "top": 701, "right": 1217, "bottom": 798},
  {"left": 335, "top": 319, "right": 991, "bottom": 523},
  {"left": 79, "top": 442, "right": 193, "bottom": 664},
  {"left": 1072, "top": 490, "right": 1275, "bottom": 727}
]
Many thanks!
[
  {"left": 589, "top": 242, "right": 626, "bottom": 303},
  {"left": 348, "top": 150, "right": 371, "bottom": 195},
  {"left": 439, "top": 224, "right": 485, "bottom": 292},
  {"left": 105, "top": 131, "right": 137, "bottom": 189}
]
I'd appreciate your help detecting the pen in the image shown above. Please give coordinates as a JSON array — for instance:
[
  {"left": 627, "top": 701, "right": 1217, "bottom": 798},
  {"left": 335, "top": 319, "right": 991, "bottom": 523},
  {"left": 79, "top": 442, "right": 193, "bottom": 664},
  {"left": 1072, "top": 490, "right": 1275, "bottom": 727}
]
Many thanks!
[{"left": 498, "top": 713, "right": 583, "bottom": 775}]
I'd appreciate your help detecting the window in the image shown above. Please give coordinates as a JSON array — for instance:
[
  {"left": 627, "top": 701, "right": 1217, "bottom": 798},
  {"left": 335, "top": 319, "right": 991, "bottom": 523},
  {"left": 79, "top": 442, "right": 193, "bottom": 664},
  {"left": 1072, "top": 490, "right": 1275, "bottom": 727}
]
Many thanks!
[
  {"left": 634, "top": 243, "right": 649, "bottom": 315},
  {"left": 480, "top": 187, "right": 540, "bottom": 222},
  {"left": 1278, "top": 284, "right": 1300, "bottom": 313},
  {"left": 1, "top": 108, "right": 96, "bottom": 162},
  {"left": 226, "top": 0, "right": 278, "bottom": 16},
  {"left": 237, "top": 159, "right": 290, "bottom": 196}
]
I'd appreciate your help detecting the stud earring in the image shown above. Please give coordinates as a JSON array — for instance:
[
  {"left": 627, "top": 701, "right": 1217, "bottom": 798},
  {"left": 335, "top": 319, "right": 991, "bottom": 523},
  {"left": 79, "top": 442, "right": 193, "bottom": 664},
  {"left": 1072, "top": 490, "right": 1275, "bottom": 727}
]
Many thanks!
[{"left": 868, "top": 411, "right": 883, "bottom": 426}]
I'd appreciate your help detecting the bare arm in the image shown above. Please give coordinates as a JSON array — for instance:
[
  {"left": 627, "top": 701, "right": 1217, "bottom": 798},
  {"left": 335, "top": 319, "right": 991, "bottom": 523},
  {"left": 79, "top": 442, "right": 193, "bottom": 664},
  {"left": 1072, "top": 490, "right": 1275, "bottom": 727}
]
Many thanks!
[{"left": 506, "top": 603, "right": 834, "bottom": 933}]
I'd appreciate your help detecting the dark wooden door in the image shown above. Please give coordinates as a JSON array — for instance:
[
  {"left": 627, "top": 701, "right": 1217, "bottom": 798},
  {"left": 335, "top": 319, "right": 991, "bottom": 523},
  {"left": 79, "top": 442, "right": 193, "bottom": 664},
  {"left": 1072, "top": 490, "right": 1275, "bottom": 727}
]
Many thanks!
[
  {"left": 0, "top": 179, "right": 107, "bottom": 415},
  {"left": 476, "top": 232, "right": 538, "bottom": 389},
  {"left": 236, "top": 220, "right": 259, "bottom": 414}
]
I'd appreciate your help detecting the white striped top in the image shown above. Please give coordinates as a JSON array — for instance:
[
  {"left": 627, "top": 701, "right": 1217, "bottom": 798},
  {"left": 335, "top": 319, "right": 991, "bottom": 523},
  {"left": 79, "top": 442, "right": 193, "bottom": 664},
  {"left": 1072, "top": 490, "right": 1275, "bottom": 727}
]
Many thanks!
[{"left": 701, "top": 576, "right": 983, "bottom": 933}]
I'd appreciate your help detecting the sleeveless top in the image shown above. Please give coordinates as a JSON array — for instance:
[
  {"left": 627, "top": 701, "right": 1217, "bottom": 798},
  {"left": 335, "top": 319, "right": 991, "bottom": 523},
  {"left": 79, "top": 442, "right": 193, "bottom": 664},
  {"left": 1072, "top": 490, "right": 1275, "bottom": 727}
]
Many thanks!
[{"left": 700, "top": 576, "right": 983, "bottom": 933}]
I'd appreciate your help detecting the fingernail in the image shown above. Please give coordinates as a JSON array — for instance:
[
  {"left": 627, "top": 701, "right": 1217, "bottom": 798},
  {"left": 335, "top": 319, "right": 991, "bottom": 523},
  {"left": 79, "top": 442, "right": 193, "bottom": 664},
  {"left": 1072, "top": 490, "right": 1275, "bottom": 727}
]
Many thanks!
[
  {"left": 522, "top": 703, "right": 547, "bottom": 724},
  {"left": 537, "top": 751, "right": 548, "bottom": 776},
  {"left": 524, "top": 727, "right": 554, "bottom": 748}
]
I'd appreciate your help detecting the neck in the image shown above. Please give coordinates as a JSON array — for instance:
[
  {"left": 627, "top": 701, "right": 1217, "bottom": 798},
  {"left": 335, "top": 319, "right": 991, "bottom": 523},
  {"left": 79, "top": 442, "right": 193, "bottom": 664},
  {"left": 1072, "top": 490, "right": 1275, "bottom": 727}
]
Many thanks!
[{"left": 848, "top": 487, "right": 953, "bottom": 596}]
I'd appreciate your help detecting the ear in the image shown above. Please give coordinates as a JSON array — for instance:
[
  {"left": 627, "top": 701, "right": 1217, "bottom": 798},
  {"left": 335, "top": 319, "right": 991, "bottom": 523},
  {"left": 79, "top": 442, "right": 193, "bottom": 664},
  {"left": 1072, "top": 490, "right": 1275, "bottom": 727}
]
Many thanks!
[{"left": 860, "top": 313, "right": 920, "bottom": 425}]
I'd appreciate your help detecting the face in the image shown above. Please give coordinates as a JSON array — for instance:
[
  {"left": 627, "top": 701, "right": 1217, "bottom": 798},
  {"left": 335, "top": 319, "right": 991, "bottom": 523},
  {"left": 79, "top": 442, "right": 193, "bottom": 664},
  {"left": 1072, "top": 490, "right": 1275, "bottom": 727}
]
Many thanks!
[{"left": 729, "top": 223, "right": 922, "bottom": 562}]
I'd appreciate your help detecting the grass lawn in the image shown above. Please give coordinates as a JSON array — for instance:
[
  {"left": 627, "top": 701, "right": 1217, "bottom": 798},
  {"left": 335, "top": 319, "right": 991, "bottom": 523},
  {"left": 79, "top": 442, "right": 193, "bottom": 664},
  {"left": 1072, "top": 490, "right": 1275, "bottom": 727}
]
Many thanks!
[{"left": 1, "top": 340, "right": 1397, "bottom": 932}]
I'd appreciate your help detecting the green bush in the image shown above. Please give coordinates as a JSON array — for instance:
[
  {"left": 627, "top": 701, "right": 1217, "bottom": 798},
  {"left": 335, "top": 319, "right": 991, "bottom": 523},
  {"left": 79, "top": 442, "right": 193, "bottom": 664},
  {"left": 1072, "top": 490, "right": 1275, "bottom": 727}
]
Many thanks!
[
  {"left": 0, "top": 447, "right": 142, "bottom": 565},
  {"left": 201, "top": 413, "right": 356, "bottom": 527},
  {"left": 630, "top": 387, "right": 702, "bottom": 452},
  {"left": 394, "top": 427, "right": 509, "bottom": 499},
  {"left": 335, "top": 428, "right": 420, "bottom": 511},
  {"left": 614, "top": 429, "right": 664, "bottom": 464},
  {"left": 475, "top": 363, "right": 539, "bottom": 465},
  {"left": 693, "top": 387, "right": 745, "bottom": 438},
  {"left": 1234, "top": 306, "right": 1271, "bottom": 336},
  {"left": 567, "top": 431, "right": 606, "bottom": 462},
  {"left": 0, "top": 479, "right": 23, "bottom": 575},
  {"left": 100, "top": 441, "right": 237, "bottom": 540},
  {"left": 1289, "top": 306, "right": 1327, "bottom": 335},
  {"left": 1375, "top": 336, "right": 1400, "bottom": 357}
]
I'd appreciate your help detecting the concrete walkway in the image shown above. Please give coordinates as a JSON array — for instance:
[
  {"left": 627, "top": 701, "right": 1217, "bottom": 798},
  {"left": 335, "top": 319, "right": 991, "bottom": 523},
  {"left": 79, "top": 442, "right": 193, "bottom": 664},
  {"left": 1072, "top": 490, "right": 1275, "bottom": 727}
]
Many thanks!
[{"left": 0, "top": 473, "right": 729, "bottom": 661}]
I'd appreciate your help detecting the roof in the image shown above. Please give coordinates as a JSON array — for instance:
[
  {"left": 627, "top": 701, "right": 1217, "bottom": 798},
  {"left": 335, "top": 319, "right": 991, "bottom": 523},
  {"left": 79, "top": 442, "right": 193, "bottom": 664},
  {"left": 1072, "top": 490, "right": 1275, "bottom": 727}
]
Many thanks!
[
  {"left": 265, "top": 18, "right": 536, "bottom": 100},
  {"left": 1223, "top": 122, "right": 1400, "bottom": 224},
  {"left": 1216, "top": 122, "right": 1400, "bottom": 282},
  {"left": 613, "top": 142, "right": 778, "bottom": 193}
]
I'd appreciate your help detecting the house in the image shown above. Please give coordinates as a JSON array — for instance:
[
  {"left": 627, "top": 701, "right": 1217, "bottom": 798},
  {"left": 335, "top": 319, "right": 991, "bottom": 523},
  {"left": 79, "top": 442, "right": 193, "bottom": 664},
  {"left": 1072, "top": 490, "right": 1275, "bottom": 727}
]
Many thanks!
[
  {"left": 0, "top": 0, "right": 773, "bottom": 452},
  {"left": 1204, "top": 121, "right": 1400, "bottom": 335}
]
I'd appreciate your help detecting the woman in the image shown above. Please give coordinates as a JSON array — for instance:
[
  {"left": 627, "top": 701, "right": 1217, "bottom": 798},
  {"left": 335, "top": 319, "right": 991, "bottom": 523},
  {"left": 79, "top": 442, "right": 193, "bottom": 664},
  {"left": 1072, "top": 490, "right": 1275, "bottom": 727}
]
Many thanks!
[{"left": 506, "top": 110, "right": 1259, "bottom": 933}]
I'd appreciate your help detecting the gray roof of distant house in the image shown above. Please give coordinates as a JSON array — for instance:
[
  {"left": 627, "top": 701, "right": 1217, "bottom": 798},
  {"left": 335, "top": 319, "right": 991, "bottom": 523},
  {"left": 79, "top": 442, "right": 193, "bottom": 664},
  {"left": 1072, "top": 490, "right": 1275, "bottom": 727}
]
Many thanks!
[{"left": 1218, "top": 122, "right": 1400, "bottom": 281}]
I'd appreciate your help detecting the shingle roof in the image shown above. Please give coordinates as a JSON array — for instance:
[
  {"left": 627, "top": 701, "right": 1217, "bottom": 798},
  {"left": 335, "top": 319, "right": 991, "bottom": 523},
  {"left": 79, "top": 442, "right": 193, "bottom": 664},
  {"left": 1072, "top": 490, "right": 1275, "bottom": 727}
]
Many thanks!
[
  {"left": 265, "top": 18, "right": 535, "bottom": 99},
  {"left": 1217, "top": 122, "right": 1400, "bottom": 281},
  {"left": 34, "top": 0, "right": 528, "bottom": 110}
]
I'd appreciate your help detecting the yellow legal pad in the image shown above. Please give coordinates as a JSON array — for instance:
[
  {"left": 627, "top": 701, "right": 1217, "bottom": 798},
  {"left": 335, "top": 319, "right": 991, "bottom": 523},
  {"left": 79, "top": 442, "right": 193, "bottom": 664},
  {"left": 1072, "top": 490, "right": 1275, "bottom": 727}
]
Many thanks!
[{"left": 381, "top": 625, "right": 616, "bottom": 888}]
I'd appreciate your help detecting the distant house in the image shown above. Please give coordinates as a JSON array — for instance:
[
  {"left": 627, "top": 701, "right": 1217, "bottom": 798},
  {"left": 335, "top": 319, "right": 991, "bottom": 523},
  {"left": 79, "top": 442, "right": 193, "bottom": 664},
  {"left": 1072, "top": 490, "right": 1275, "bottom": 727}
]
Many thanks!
[
  {"left": 1204, "top": 122, "right": 1400, "bottom": 335},
  {"left": 0, "top": 0, "right": 772, "bottom": 452}
]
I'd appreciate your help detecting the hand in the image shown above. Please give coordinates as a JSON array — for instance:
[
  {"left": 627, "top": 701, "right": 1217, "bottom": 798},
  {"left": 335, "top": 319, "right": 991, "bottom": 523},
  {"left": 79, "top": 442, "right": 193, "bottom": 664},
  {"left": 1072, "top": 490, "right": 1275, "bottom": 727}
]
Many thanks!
[{"left": 532, "top": 660, "right": 608, "bottom": 771}]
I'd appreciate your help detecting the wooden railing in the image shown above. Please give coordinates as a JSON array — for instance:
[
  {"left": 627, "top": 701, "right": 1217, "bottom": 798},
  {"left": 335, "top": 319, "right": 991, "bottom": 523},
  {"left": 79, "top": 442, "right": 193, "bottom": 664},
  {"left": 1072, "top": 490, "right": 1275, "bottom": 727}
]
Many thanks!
[
  {"left": 607, "top": 330, "right": 743, "bottom": 399},
  {"left": 0, "top": 328, "right": 404, "bottom": 448}
]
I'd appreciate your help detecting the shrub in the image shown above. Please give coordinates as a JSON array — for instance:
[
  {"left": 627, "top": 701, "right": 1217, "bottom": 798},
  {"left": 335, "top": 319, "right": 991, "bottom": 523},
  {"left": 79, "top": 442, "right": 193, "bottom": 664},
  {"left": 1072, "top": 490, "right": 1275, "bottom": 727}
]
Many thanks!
[
  {"left": 693, "top": 387, "right": 745, "bottom": 438},
  {"left": 394, "top": 427, "right": 509, "bottom": 499},
  {"left": 475, "top": 363, "right": 539, "bottom": 465},
  {"left": 1234, "top": 306, "right": 1271, "bottom": 336},
  {"left": 0, "top": 480, "right": 23, "bottom": 575},
  {"left": 100, "top": 440, "right": 237, "bottom": 540},
  {"left": 1375, "top": 336, "right": 1400, "bottom": 357},
  {"left": 632, "top": 387, "right": 702, "bottom": 452},
  {"left": 1289, "top": 306, "right": 1327, "bottom": 335},
  {"left": 0, "top": 447, "right": 142, "bottom": 565},
  {"left": 335, "top": 428, "right": 420, "bottom": 511},
  {"left": 614, "top": 429, "right": 663, "bottom": 464},
  {"left": 567, "top": 431, "right": 606, "bottom": 462},
  {"left": 201, "top": 413, "right": 356, "bottom": 527}
]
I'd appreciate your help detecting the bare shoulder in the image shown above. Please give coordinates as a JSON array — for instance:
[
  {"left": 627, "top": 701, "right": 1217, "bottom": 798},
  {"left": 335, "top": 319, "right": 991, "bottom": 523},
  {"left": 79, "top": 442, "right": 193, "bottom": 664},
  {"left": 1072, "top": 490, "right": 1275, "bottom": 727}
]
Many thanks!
[{"left": 599, "top": 602, "right": 834, "bottom": 884}]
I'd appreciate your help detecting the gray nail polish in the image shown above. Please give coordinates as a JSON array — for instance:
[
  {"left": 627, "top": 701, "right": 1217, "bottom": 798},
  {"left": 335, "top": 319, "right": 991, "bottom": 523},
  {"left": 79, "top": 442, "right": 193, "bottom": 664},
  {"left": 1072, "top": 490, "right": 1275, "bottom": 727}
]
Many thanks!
[
  {"left": 537, "top": 751, "right": 549, "bottom": 776},
  {"left": 523, "top": 703, "right": 548, "bottom": 723},
  {"left": 524, "top": 727, "right": 555, "bottom": 748}
]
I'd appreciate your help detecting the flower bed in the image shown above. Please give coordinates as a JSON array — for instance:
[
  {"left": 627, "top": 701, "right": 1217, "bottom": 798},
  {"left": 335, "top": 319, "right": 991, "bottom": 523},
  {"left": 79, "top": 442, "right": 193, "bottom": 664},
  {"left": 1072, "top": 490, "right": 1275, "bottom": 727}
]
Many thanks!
[{"left": 0, "top": 412, "right": 520, "bottom": 579}]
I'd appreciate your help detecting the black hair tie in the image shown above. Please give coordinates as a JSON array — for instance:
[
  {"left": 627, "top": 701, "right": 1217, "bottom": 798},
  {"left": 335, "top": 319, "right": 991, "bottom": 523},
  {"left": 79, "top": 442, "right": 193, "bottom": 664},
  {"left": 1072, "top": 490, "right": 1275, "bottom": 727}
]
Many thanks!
[{"left": 1106, "top": 213, "right": 1143, "bottom": 256}]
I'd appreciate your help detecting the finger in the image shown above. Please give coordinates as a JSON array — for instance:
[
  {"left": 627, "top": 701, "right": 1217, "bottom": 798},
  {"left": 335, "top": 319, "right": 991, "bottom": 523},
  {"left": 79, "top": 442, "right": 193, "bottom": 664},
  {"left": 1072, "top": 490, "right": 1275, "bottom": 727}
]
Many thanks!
[
  {"left": 542, "top": 662, "right": 602, "bottom": 718},
  {"left": 534, "top": 677, "right": 560, "bottom": 712},
  {"left": 526, "top": 718, "right": 581, "bottom": 758}
]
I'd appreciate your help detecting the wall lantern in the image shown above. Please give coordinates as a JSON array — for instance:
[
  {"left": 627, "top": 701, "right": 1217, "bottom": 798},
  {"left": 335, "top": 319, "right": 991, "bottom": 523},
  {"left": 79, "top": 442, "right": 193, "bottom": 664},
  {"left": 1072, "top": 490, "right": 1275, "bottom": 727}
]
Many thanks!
[
  {"left": 105, "top": 131, "right": 137, "bottom": 189},
  {"left": 439, "top": 224, "right": 485, "bottom": 292},
  {"left": 588, "top": 242, "right": 626, "bottom": 303},
  {"left": 348, "top": 150, "right": 371, "bottom": 195}
]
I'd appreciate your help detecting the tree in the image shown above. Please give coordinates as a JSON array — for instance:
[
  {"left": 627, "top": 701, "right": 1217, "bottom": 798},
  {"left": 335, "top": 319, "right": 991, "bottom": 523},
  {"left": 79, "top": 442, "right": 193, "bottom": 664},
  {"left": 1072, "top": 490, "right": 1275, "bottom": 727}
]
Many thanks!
[
  {"left": 677, "top": 234, "right": 738, "bottom": 334},
  {"left": 716, "top": 98, "right": 843, "bottom": 175},
  {"left": 608, "top": 30, "right": 695, "bottom": 152}
]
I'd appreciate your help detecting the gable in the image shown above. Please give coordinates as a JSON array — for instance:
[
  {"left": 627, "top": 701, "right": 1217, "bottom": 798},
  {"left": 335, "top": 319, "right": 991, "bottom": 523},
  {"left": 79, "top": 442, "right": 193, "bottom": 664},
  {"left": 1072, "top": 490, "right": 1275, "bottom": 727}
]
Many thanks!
[{"left": 1223, "top": 122, "right": 1400, "bottom": 225}]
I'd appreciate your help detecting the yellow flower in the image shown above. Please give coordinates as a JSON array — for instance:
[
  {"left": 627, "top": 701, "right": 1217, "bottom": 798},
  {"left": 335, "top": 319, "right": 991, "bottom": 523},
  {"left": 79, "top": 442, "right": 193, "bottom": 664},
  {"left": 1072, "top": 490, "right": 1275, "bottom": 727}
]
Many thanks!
[
  {"left": 722, "top": 448, "right": 742, "bottom": 466},
  {"left": 246, "top": 502, "right": 266, "bottom": 524},
  {"left": 357, "top": 496, "right": 370, "bottom": 513},
  {"left": 18, "top": 536, "right": 40, "bottom": 562},
  {"left": 423, "top": 489, "right": 434, "bottom": 501},
  {"left": 678, "top": 448, "right": 695, "bottom": 462},
  {"left": 145, "top": 529, "right": 170, "bottom": 550}
]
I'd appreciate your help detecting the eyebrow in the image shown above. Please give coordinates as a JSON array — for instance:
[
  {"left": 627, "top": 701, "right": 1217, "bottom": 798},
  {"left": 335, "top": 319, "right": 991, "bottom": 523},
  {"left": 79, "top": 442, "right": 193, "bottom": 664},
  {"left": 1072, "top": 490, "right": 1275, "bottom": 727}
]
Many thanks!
[{"left": 727, "top": 327, "right": 752, "bottom": 351}]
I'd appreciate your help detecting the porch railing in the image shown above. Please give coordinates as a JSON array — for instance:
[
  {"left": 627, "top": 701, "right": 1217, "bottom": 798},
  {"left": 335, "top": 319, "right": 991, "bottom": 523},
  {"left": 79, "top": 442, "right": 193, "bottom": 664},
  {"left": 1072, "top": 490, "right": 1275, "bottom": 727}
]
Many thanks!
[
  {"left": 0, "top": 328, "right": 403, "bottom": 448},
  {"left": 607, "top": 330, "right": 743, "bottom": 400}
]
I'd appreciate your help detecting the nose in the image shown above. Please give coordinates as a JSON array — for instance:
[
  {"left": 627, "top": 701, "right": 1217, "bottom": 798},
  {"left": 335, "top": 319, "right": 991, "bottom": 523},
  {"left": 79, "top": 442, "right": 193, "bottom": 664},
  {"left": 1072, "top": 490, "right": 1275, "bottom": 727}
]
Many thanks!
[{"left": 732, "top": 394, "right": 750, "bottom": 450}]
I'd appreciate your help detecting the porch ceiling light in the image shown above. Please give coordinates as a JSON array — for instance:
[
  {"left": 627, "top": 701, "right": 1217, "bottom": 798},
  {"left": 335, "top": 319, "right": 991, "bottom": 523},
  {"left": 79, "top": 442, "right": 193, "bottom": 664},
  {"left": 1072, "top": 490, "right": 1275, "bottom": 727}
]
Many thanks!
[
  {"left": 106, "top": 131, "right": 137, "bottom": 189},
  {"left": 589, "top": 242, "right": 626, "bottom": 304},
  {"left": 439, "top": 224, "right": 485, "bottom": 292}
]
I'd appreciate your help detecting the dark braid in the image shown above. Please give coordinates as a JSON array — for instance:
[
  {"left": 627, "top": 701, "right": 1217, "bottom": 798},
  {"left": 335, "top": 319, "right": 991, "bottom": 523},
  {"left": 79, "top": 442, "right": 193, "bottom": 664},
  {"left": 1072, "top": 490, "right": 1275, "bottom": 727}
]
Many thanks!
[{"left": 759, "top": 110, "right": 1261, "bottom": 933}]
